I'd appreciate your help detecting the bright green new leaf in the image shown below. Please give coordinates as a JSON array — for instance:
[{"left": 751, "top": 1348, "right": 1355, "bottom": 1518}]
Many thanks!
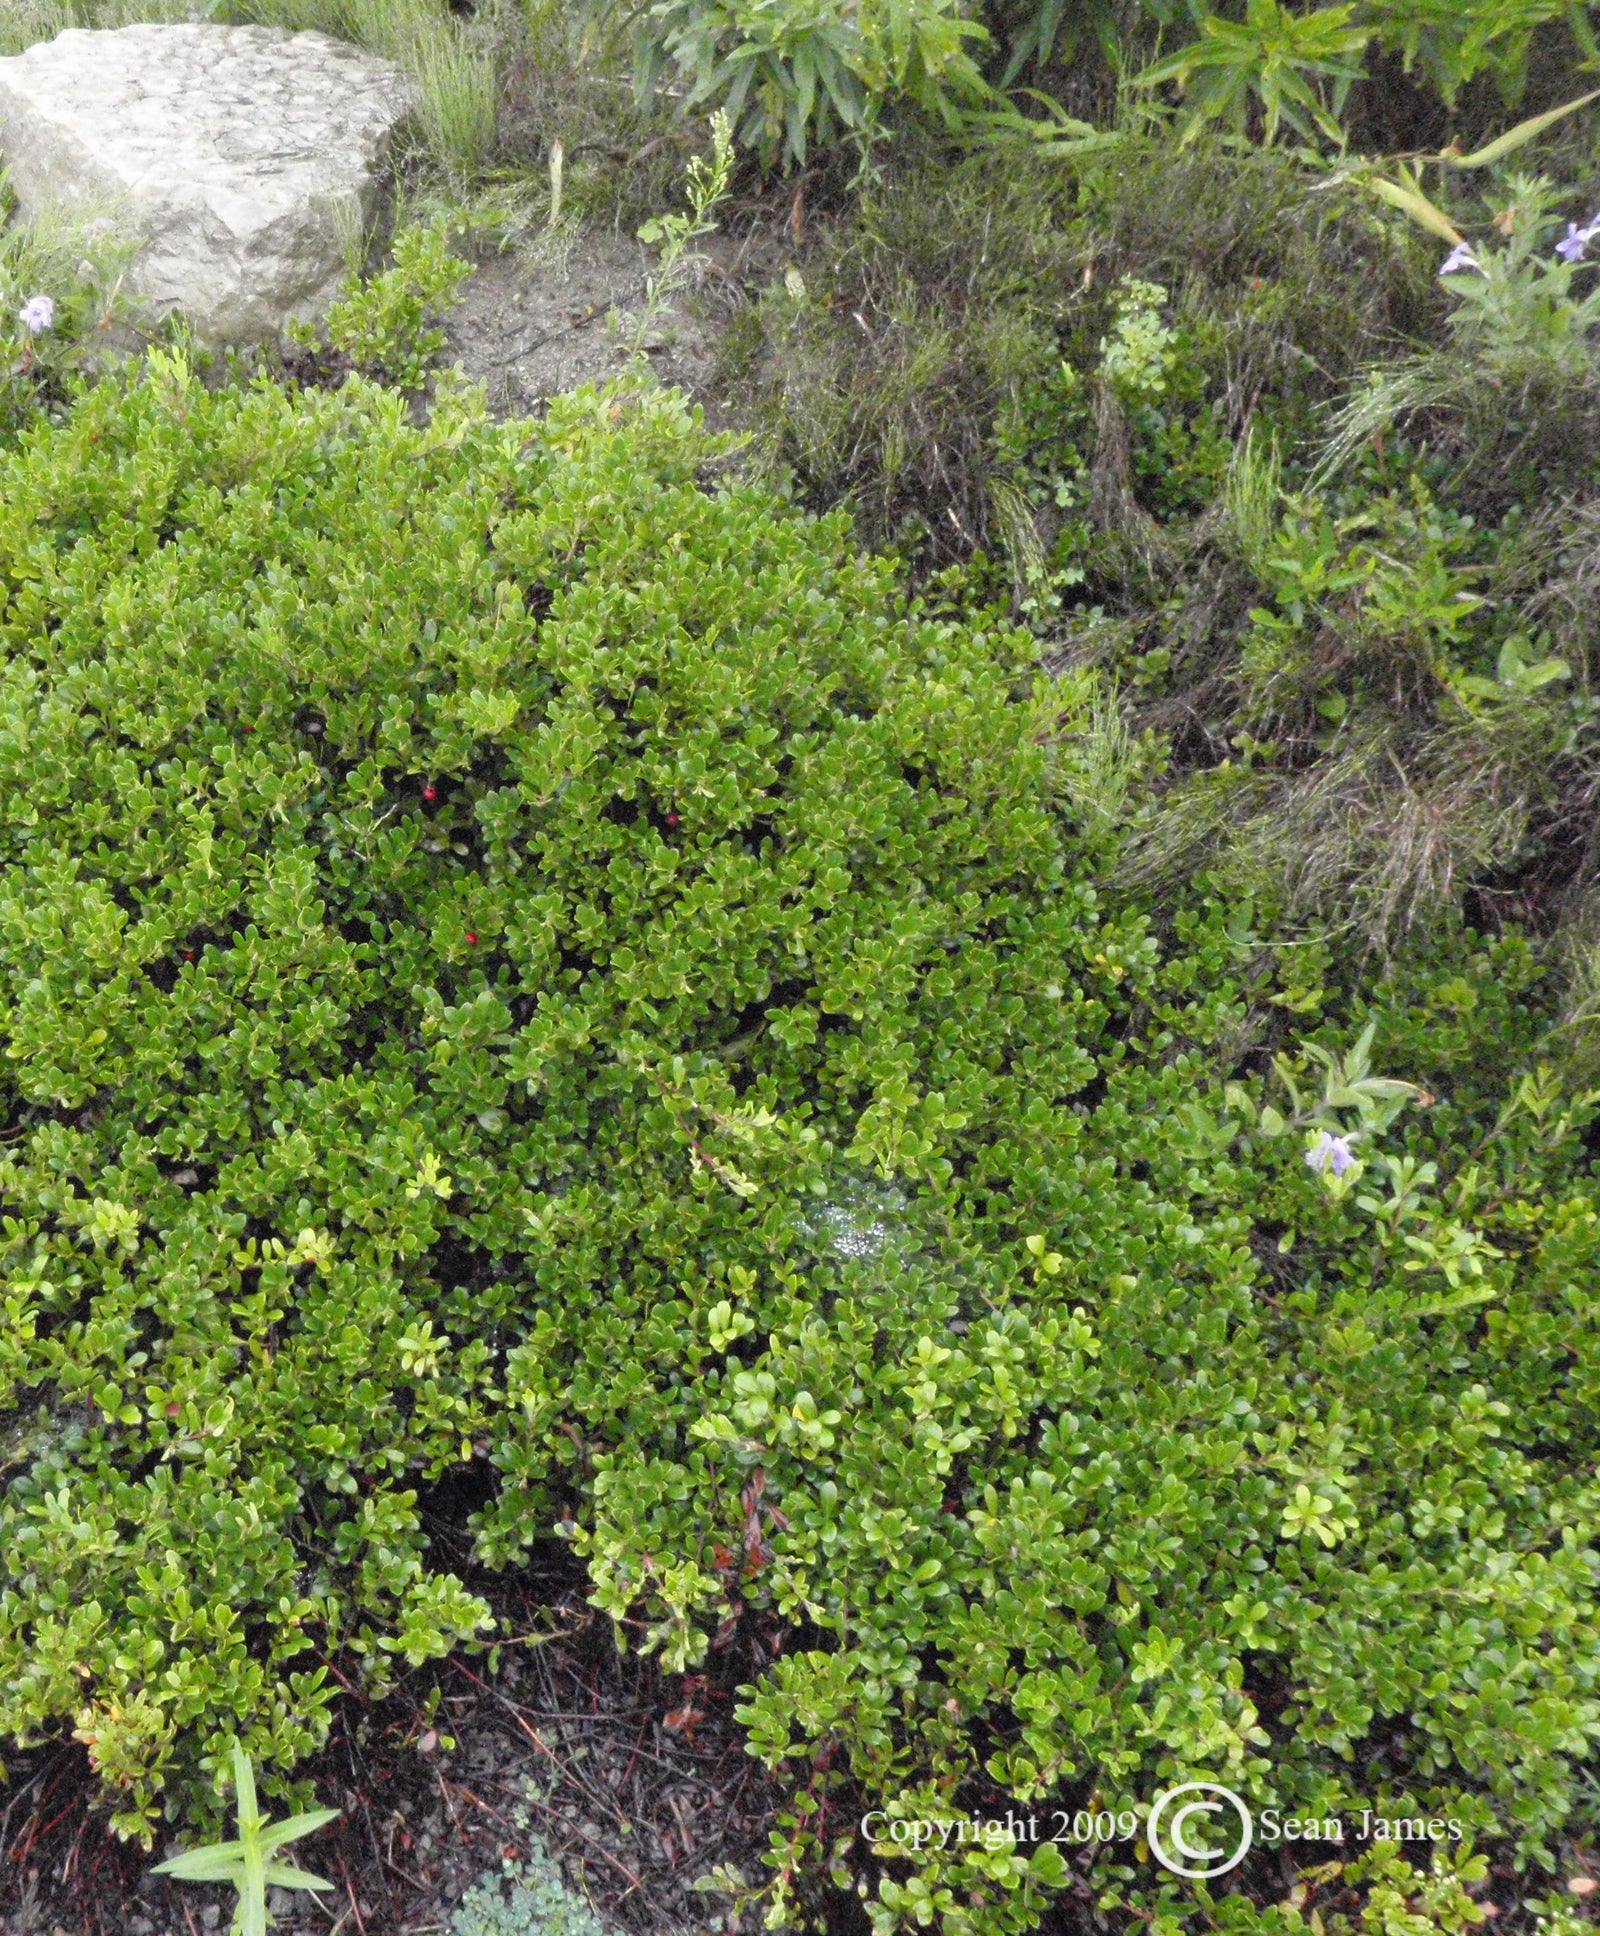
[
  {"left": 1364, "top": 167, "right": 1466, "bottom": 244},
  {"left": 153, "top": 1843, "right": 248, "bottom": 1883},
  {"left": 1450, "top": 86, "right": 1600, "bottom": 167}
]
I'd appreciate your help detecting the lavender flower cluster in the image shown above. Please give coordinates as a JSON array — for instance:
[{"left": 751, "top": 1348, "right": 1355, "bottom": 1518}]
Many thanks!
[
  {"left": 1556, "top": 213, "right": 1600, "bottom": 263},
  {"left": 1305, "top": 1131, "right": 1356, "bottom": 1178},
  {"left": 1438, "top": 209, "right": 1600, "bottom": 279}
]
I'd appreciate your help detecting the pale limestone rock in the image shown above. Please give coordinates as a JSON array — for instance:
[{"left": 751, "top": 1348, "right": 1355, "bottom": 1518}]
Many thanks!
[{"left": 0, "top": 23, "right": 412, "bottom": 342}]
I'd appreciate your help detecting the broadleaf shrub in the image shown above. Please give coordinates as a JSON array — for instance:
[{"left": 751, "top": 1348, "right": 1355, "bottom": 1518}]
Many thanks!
[
  {"left": 289, "top": 218, "right": 474, "bottom": 390},
  {"left": 0, "top": 354, "right": 1597, "bottom": 1936},
  {"left": 605, "top": 0, "right": 1600, "bottom": 171},
  {"left": 618, "top": 0, "right": 991, "bottom": 168}
]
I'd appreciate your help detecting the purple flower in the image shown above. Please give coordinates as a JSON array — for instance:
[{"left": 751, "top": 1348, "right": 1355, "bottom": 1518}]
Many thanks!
[
  {"left": 1438, "top": 243, "right": 1480, "bottom": 278},
  {"left": 17, "top": 294, "right": 53, "bottom": 333},
  {"left": 1306, "top": 1131, "right": 1356, "bottom": 1178},
  {"left": 1556, "top": 215, "right": 1600, "bottom": 264}
]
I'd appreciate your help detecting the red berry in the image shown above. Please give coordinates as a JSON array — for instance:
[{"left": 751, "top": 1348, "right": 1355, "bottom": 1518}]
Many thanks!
[
  {"left": 465, "top": 931, "right": 478, "bottom": 945},
  {"left": 422, "top": 784, "right": 438, "bottom": 802},
  {"left": 666, "top": 812, "right": 679, "bottom": 826},
  {"left": 183, "top": 950, "right": 195, "bottom": 961}
]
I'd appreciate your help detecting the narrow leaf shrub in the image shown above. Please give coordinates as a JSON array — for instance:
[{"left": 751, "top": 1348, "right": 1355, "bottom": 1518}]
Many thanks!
[
  {"left": 1113, "top": 164, "right": 1600, "bottom": 946},
  {"left": 0, "top": 353, "right": 1597, "bottom": 1936}
]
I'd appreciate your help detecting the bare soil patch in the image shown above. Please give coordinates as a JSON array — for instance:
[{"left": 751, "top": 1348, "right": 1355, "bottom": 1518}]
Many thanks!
[{"left": 440, "top": 233, "right": 723, "bottom": 417}]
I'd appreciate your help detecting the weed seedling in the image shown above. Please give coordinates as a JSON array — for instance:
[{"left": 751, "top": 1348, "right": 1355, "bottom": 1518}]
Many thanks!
[
  {"left": 153, "top": 1746, "right": 337, "bottom": 1936},
  {"left": 621, "top": 110, "right": 733, "bottom": 360}
]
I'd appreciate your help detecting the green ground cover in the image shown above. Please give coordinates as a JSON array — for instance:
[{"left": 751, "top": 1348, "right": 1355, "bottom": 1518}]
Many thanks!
[{"left": 1, "top": 6, "right": 1600, "bottom": 1936}]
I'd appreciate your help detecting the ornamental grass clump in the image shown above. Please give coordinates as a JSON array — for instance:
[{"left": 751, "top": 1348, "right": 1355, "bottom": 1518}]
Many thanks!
[{"left": 0, "top": 350, "right": 1597, "bottom": 1936}]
